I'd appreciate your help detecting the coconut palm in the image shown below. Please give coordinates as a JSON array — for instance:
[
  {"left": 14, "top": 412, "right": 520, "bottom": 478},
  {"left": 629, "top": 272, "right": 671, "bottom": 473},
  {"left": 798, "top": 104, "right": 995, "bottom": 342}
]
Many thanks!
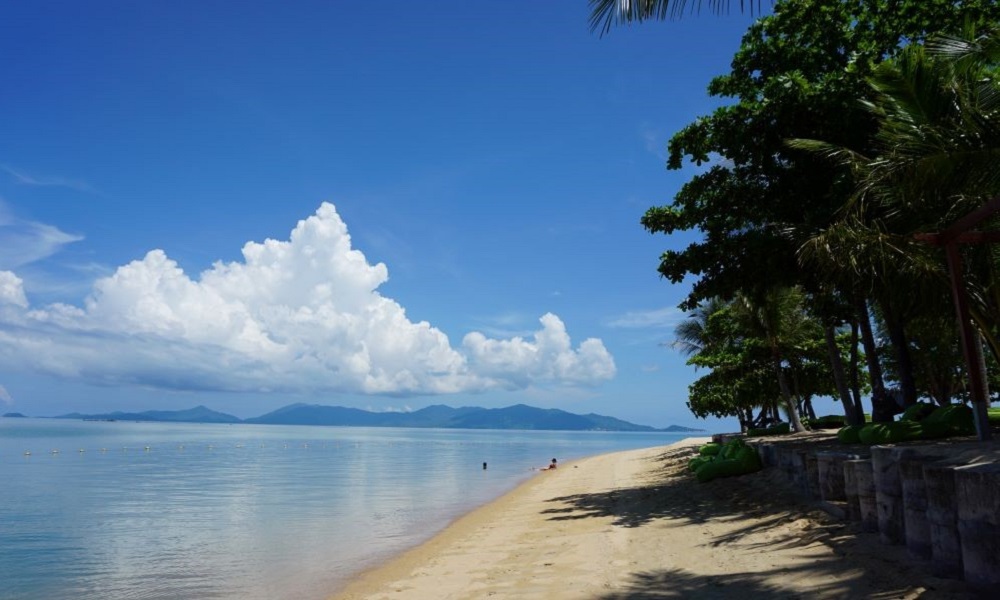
[
  {"left": 790, "top": 26, "right": 1000, "bottom": 436},
  {"left": 672, "top": 296, "right": 729, "bottom": 356},
  {"left": 675, "top": 297, "right": 781, "bottom": 430},
  {"left": 731, "top": 287, "right": 811, "bottom": 432},
  {"left": 588, "top": 0, "right": 768, "bottom": 34}
]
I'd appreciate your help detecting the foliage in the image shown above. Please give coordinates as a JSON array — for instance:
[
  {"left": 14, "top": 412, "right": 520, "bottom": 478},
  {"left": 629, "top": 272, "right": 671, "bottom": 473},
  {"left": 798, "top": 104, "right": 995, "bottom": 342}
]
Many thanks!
[
  {"left": 746, "top": 422, "right": 790, "bottom": 437},
  {"left": 678, "top": 289, "right": 841, "bottom": 429},
  {"left": 638, "top": 1, "right": 1000, "bottom": 426},
  {"left": 645, "top": 0, "right": 1000, "bottom": 311},
  {"left": 588, "top": 0, "right": 769, "bottom": 35},
  {"left": 805, "top": 414, "right": 845, "bottom": 429}
]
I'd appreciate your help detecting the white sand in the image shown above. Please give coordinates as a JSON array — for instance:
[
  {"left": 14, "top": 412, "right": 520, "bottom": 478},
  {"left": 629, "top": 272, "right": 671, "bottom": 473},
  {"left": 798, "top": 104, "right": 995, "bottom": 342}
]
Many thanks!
[{"left": 331, "top": 438, "right": 975, "bottom": 599}]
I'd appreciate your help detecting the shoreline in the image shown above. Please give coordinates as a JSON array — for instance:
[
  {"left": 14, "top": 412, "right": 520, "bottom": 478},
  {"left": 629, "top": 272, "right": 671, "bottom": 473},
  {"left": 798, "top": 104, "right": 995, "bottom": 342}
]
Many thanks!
[
  {"left": 329, "top": 437, "right": 710, "bottom": 599},
  {"left": 329, "top": 436, "right": 977, "bottom": 599}
]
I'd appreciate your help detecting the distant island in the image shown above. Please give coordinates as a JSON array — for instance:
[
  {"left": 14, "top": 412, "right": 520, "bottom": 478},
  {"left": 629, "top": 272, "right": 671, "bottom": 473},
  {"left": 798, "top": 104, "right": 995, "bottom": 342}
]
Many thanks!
[
  {"left": 2, "top": 412, "right": 27, "bottom": 418},
  {"left": 52, "top": 403, "right": 703, "bottom": 432}
]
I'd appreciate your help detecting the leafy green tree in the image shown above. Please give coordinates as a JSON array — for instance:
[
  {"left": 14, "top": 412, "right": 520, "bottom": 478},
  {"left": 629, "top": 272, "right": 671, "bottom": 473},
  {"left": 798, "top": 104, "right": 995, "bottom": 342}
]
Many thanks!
[
  {"left": 794, "top": 25, "right": 1000, "bottom": 419},
  {"left": 677, "top": 288, "right": 839, "bottom": 430},
  {"left": 679, "top": 299, "right": 780, "bottom": 430},
  {"left": 642, "top": 0, "right": 1000, "bottom": 421},
  {"left": 730, "top": 287, "right": 812, "bottom": 432}
]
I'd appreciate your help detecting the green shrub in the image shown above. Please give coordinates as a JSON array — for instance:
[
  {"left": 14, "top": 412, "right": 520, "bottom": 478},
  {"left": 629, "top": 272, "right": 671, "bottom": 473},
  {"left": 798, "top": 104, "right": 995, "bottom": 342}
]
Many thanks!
[
  {"left": 988, "top": 407, "right": 1000, "bottom": 425},
  {"left": 747, "top": 422, "right": 791, "bottom": 437},
  {"left": 807, "top": 415, "right": 846, "bottom": 430}
]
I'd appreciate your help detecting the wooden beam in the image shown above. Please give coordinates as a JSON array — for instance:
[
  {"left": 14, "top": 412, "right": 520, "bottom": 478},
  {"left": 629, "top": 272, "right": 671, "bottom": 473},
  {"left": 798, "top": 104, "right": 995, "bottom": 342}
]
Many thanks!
[
  {"left": 915, "top": 231, "right": 1000, "bottom": 246},
  {"left": 937, "top": 194, "right": 1000, "bottom": 244}
]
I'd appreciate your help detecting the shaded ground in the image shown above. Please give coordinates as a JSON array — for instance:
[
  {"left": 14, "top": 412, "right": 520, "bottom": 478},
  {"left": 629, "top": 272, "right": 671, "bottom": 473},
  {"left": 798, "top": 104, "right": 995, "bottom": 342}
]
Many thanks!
[{"left": 543, "top": 445, "right": 983, "bottom": 599}]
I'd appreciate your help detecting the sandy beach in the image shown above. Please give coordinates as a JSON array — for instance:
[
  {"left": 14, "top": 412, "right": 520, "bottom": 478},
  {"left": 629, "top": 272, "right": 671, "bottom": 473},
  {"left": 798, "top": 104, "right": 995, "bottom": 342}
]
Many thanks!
[{"left": 332, "top": 437, "right": 978, "bottom": 600}]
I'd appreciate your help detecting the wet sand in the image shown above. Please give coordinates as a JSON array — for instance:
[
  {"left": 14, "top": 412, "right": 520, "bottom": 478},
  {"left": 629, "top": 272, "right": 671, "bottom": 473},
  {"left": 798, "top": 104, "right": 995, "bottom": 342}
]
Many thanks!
[{"left": 331, "top": 437, "right": 976, "bottom": 599}]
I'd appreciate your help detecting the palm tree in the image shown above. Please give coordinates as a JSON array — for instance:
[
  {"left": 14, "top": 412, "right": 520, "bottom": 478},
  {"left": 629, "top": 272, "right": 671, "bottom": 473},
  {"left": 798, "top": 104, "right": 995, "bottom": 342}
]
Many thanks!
[
  {"left": 588, "top": 0, "right": 767, "bottom": 34},
  {"left": 671, "top": 296, "right": 729, "bottom": 356},
  {"left": 791, "top": 26, "right": 1000, "bottom": 435},
  {"left": 731, "top": 287, "right": 809, "bottom": 433}
]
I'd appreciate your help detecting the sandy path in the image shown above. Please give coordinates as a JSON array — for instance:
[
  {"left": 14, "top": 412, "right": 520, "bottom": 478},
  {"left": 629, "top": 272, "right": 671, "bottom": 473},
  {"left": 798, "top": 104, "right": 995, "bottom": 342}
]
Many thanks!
[{"left": 331, "top": 438, "right": 976, "bottom": 599}]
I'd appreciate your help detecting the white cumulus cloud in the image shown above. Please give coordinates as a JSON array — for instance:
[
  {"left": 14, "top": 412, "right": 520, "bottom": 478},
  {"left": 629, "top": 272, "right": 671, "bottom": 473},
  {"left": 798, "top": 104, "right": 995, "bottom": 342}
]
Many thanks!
[
  {"left": 0, "top": 271, "right": 28, "bottom": 308},
  {"left": 463, "top": 313, "right": 615, "bottom": 389},
  {"left": 0, "top": 203, "right": 615, "bottom": 396}
]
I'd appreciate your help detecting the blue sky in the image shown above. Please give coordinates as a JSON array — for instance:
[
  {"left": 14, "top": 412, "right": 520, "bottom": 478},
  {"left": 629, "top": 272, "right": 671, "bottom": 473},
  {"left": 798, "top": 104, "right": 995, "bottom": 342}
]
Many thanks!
[{"left": 0, "top": 2, "right": 830, "bottom": 430}]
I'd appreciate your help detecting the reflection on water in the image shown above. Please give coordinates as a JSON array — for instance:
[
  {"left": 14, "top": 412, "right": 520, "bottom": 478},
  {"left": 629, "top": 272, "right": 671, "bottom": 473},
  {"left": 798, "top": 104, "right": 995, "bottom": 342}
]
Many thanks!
[{"left": 0, "top": 419, "right": 691, "bottom": 599}]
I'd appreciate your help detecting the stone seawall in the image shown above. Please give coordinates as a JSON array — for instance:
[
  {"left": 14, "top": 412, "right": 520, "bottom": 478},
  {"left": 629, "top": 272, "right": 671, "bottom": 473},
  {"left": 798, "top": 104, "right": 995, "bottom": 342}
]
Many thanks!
[{"left": 746, "top": 434, "right": 1000, "bottom": 588}]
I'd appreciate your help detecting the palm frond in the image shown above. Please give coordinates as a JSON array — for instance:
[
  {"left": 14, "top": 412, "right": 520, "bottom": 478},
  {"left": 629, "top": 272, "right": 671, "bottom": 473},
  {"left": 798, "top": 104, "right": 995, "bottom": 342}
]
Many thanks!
[{"left": 588, "top": 0, "right": 762, "bottom": 35}]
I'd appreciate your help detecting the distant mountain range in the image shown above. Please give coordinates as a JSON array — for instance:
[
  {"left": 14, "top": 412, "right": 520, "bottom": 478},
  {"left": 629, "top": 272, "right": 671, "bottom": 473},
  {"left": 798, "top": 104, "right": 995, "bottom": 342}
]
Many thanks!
[{"left": 50, "top": 403, "right": 703, "bottom": 432}]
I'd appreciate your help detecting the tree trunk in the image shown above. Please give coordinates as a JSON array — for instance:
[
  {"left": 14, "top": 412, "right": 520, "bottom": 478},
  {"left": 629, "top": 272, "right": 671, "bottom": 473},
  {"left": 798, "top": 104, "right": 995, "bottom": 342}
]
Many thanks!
[
  {"left": 803, "top": 396, "right": 817, "bottom": 420},
  {"left": 825, "top": 323, "right": 862, "bottom": 425},
  {"left": 753, "top": 405, "right": 769, "bottom": 428},
  {"left": 737, "top": 408, "right": 750, "bottom": 433},
  {"left": 972, "top": 331, "right": 993, "bottom": 439},
  {"left": 849, "top": 320, "right": 865, "bottom": 421},
  {"left": 856, "top": 296, "right": 893, "bottom": 423},
  {"left": 880, "top": 302, "right": 919, "bottom": 407},
  {"left": 772, "top": 348, "right": 806, "bottom": 432}
]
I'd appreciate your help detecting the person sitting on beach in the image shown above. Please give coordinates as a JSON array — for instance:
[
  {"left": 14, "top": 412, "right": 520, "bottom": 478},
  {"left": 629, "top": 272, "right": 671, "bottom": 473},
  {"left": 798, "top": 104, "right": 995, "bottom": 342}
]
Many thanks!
[{"left": 543, "top": 458, "right": 557, "bottom": 470}]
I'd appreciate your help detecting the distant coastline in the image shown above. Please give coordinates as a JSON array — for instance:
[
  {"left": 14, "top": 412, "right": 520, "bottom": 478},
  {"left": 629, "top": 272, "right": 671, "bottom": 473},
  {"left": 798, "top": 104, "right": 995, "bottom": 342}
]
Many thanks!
[{"left": 33, "top": 403, "right": 704, "bottom": 433}]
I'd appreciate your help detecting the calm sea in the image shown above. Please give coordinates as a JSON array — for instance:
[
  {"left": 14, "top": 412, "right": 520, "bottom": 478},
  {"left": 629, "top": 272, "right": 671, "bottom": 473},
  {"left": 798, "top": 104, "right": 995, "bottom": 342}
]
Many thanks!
[{"left": 0, "top": 418, "right": 693, "bottom": 600}]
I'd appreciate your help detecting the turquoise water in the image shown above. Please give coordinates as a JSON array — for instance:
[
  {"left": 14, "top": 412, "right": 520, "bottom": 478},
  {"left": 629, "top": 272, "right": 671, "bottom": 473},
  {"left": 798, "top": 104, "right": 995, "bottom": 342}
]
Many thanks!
[{"left": 0, "top": 419, "right": 692, "bottom": 599}]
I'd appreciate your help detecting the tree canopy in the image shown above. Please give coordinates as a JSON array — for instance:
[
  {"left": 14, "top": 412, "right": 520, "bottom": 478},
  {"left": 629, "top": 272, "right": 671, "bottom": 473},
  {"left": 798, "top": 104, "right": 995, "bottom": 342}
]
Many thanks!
[{"left": 630, "top": 0, "right": 1000, "bottom": 426}]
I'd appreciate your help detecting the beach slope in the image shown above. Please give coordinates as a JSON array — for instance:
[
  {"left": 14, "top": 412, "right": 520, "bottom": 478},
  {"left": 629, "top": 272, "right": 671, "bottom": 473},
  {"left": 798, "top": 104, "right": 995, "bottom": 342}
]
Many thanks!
[{"left": 332, "top": 438, "right": 972, "bottom": 599}]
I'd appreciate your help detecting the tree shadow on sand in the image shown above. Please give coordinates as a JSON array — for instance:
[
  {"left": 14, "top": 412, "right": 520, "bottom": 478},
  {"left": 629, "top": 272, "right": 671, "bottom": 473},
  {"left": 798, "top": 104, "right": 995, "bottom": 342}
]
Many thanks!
[
  {"left": 541, "top": 447, "right": 981, "bottom": 599},
  {"left": 542, "top": 447, "right": 795, "bottom": 534},
  {"left": 594, "top": 565, "right": 934, "bottom": 600}
]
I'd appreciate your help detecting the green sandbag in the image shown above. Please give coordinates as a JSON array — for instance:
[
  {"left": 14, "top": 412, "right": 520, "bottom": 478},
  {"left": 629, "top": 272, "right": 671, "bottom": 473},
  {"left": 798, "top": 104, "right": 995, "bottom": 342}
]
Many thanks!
[
  {"left": 688, "top": 456, "right": 711, "bottom": 472},
  {"left": 919, "top": 420, "right": 955, "bottom": 439},
  {"left": 699, "top": 443, "right": 722, "bottom": 456},
  {"left": 695, "top": 447, "right": 762, "bottom": 483},
  {"left": 721, "top": 438, "right": 750, "bottom": 459},
  {"left": 837, "top": 425, "right": 862, "bottom": 444},
  {"left": 734, "top": 446, "right": 762, "bottom": 471},
  {"left": 887, "top": 420, "right": 924, "bottom": 442},
  {"left": 858, "top": 421, "right": 923, "bottom": 444},
  {"left": 695, "top": 458, "right": 745, "bottom": 482},
  {"left": 900, "top": 402, "right": 936, "bottom": 422},
  {"left": 921, "top": 404, "right": 975, "bottom": 437},
  {"left": 858, "top": 423, "right": 892, "bottom": 444}
]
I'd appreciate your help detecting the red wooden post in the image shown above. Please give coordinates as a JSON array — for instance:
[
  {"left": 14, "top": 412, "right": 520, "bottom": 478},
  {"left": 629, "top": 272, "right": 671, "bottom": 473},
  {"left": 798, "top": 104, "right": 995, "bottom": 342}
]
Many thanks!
[{"left": 944, "top": 243, "right": 992, "bottom": 441}]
